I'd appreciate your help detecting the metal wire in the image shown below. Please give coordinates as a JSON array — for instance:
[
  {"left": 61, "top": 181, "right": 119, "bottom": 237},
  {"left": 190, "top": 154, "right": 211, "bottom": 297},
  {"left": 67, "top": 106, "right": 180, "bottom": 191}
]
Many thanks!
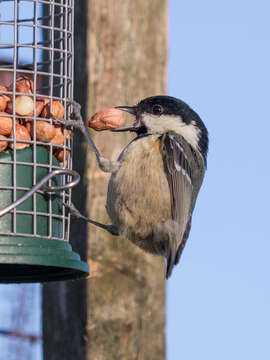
[
  {"left": 0, "top": 169, "right": 80, "bottom": 217},
  {"left": 0, "top": 0, "right": 75, "bottom": 241}
]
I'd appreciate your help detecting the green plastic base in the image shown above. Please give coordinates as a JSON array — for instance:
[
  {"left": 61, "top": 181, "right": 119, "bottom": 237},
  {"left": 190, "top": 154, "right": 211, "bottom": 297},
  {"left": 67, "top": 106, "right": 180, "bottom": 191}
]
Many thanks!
[
  {"left": 0, "top": 146, "right": 89, "bottom": 283},
  {"left": 0, "top": 236, "right": 89, "bottom": 283}
]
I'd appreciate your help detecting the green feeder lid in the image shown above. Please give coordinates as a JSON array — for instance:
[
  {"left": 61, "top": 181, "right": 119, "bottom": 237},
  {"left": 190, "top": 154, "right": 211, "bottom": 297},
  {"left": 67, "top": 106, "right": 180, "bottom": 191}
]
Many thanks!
[{"left": 0, "top": 146, "right": 89, "bottom": 283}]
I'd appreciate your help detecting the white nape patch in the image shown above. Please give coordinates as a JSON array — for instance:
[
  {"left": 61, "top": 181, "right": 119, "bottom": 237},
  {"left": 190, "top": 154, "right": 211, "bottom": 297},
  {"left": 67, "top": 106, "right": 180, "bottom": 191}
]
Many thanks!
[{"left": 142, "top": 113, "right": 200, "bottom": 150}]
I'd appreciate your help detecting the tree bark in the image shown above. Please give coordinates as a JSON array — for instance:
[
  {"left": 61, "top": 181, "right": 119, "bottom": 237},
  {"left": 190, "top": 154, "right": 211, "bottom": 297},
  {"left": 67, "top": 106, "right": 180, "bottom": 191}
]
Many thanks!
[{"left": 43, "top": 1, "right": 168, "bottom": 359}]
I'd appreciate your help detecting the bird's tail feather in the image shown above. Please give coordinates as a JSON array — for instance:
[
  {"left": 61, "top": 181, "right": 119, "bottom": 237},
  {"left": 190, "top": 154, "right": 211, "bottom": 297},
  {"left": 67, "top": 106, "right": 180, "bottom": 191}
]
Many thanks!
[{"left": 165, "top": 250, "right": 176, "bottom": 279}]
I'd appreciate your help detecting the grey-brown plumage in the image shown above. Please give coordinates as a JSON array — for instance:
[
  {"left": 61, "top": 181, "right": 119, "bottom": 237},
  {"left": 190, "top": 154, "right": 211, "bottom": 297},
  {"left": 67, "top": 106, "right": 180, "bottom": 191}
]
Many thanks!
[
  {"left": 107, "top": 130, "right": 206, "bottom": 278},
  {"left": 109, "top": 96, "right": 208, "bottom": 278},
  {"left": 66, "top": 96, "right": 208, "bottom": 279},
  {"left": 107, "top": 134, "right": 172, "bottom": 257},
  {"left": 161, "top": 132, "right": 205, "bottom": 277}
]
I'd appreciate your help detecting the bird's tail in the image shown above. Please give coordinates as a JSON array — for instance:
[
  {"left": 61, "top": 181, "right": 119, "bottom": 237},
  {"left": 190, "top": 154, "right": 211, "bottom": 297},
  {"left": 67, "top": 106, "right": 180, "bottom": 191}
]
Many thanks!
[
  {"left": 165, "top": 250, "right": 176, "bottom": 279},
  {"left": 164, "top": 220, "right": 180, "bottom": 279}
]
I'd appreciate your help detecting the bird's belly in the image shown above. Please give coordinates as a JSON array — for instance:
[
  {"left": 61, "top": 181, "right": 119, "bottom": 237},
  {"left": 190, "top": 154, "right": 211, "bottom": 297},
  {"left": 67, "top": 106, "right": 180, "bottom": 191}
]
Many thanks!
[{"left": 106, "top": 136, "right": 172, "bottom": 254}]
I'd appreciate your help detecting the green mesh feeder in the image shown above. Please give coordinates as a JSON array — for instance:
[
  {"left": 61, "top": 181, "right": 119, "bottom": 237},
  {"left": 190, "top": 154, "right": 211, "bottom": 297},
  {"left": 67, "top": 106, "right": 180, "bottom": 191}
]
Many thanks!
[{"left": 0, "top": 0, "right": 89, "bottom": 282}]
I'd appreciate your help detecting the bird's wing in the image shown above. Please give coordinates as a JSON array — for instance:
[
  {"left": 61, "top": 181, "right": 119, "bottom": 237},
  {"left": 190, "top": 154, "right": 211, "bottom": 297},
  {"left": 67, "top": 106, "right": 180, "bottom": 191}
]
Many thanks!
[{"left": 161, "top": 132, "right": 195, "bottom": 278}]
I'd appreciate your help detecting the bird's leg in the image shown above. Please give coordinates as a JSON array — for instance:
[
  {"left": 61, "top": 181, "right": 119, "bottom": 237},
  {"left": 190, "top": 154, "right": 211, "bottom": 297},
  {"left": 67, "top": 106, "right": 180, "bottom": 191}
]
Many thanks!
[
  {"left": 56, "top": 101, "right": 121, "bottom": 173},
  {"left": 64, "top": 201, "right": 119, "bottom": 236}
]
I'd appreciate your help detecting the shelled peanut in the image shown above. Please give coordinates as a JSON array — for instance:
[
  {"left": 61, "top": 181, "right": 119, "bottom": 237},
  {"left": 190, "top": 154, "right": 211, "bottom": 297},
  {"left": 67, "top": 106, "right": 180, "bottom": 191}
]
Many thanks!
[
  {"left": 9, "top": 123, "right": 31, "bottom": 150},
  {"left": 87, "top": 108, "right": 126, "bottom": 131},
  {"left": 0, "top": 112, "right": 13, "bottom": 135},
  {"left": 0, "top": 76, "right": 70, "bottom": 164},
  {"left": 0, "top": 135, "right": 8, "bottom": 152},
  {"left": 0, "top": 86, "right": 10, "bottom": 112}
]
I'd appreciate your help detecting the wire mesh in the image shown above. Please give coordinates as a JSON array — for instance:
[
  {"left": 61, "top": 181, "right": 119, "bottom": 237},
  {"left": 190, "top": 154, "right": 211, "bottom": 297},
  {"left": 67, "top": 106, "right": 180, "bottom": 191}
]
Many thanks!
[{"left": 0, "top": 0, "right": 74, "bottom": 242}]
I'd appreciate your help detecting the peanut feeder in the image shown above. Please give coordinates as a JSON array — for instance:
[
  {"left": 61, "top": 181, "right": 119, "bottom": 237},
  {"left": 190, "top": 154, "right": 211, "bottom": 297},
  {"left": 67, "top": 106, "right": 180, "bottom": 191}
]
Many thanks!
[{"left": 0, "top": 0, "right": 89, "bottom": 283}]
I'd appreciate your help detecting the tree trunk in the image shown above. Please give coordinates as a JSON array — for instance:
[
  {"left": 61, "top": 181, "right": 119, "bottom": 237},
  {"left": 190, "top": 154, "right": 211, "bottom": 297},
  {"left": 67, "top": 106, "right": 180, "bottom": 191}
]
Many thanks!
[{"left": 43, "top": 1, "right": 168, "bottom": 359}]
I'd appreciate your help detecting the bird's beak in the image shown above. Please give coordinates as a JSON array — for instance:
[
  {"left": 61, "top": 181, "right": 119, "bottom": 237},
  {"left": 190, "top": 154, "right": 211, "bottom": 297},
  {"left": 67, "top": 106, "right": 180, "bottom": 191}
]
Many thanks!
[
  {"left": 112, "top": 105, "right": 141, "bottom": 132},
  {"left": 115, "top": 106, "right": 137, "bottom": 115}
]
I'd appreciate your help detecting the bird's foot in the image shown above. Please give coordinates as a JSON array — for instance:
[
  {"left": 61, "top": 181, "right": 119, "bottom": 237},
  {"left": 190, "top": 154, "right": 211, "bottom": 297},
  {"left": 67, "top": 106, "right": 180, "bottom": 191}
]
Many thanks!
[{"left": 65, "top": 201, "right": 119, "bottom": 236}]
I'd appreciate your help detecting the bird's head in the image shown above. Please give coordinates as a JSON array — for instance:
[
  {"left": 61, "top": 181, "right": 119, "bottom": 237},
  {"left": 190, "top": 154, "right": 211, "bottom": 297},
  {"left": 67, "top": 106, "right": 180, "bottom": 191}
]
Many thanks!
[{"left": 114, "top": 95, "right": 208, "bottom": 161}]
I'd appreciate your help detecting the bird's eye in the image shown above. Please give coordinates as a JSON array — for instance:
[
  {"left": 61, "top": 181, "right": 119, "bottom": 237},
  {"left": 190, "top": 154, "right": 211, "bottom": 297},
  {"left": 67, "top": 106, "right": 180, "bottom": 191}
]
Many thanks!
[{"left": 152, "top": 104, "right": 163, "bottom": 115}]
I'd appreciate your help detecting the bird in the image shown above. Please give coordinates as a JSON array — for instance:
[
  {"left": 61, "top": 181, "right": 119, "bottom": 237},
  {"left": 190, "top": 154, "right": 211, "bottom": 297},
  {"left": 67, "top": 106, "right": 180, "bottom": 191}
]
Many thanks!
[{"left": 67, "top": 95, "right": 208, "bottom": 278}]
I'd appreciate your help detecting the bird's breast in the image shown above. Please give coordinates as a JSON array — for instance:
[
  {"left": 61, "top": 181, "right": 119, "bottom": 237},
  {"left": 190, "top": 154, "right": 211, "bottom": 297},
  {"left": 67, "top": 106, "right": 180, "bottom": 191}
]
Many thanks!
[{"left": 106, "top": 135, "right": 172, "bottom": 253}]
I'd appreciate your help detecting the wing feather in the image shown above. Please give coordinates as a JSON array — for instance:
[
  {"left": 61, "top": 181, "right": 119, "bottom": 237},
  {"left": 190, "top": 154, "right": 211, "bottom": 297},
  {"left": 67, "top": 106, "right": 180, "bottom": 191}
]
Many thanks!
[{"left": 161, "top": 132, "right": 205, "bottom": 278}]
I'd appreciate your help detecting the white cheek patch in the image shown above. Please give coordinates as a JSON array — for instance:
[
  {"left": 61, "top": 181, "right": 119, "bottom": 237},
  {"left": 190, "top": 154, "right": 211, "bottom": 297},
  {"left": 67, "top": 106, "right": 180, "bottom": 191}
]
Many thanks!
[{"left": 142, "top": 113, "right": 201, "bottom": 151}]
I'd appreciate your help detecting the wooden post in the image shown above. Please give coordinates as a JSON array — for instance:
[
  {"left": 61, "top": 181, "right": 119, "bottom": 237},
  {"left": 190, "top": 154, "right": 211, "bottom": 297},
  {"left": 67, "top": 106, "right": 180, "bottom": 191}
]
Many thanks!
[{"left": 43, "top": 1, "right": 168, "bottom": 359}]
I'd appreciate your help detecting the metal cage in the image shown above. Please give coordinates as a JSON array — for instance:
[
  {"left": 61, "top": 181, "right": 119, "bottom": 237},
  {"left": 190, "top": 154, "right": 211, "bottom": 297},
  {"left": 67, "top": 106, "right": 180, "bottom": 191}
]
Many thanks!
[{"left": 0, "top": 0, "right": 89, "bottom": 282}]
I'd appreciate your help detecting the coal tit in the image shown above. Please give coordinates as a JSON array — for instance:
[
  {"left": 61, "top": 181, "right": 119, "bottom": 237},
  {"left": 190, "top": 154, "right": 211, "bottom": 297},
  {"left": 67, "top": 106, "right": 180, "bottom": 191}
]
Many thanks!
[{"left": 68, "top": 95, "right": 208, "bottom": 278}]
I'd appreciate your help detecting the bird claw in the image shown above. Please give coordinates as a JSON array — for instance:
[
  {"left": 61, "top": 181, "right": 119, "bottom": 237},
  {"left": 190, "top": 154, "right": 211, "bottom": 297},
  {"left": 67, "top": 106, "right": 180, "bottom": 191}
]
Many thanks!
[
  {"left": 64, "top": 201, "right": 119, "bottom": 236},
  {"left": 65, "top": 202, "right": 84, "bottom": 220},
  {"left": 69, "top": 100, "right": 82, "bottom": 122},
  {"left": 54, "top": 100, "right": 84, "bottom": 129}
]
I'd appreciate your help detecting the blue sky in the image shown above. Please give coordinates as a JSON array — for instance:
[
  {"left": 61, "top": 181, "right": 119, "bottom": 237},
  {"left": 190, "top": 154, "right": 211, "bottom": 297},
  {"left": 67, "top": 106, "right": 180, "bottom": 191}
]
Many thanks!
[{"left": 167, "top": 1, "right": 270, "bottom": 359}]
